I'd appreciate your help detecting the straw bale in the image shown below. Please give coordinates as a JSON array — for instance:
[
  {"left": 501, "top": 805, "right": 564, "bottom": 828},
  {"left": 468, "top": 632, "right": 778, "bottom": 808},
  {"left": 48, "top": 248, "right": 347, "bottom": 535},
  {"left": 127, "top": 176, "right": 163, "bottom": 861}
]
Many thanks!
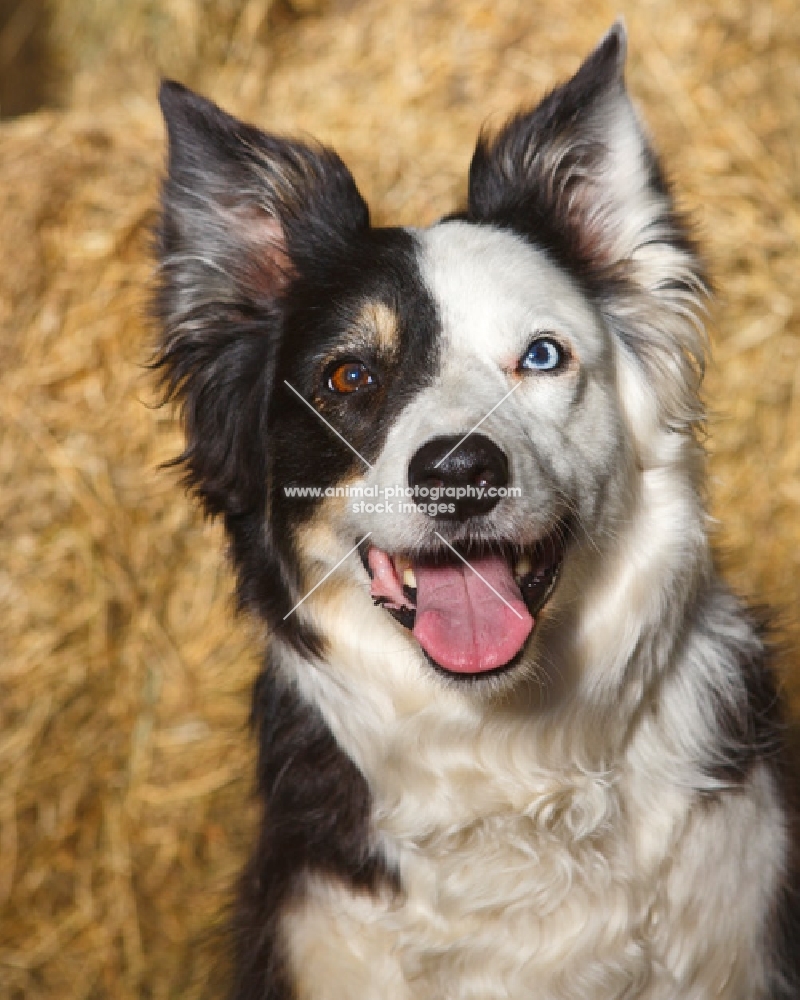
[
  {"left": 1, "top": 0, "right": 798, "bottom": 997},
  {"left": 0, "top": 107, "right": 260, "bottom": 998},
  {"left": 44, "top": 0, "right": 278, "bottom": 112}
]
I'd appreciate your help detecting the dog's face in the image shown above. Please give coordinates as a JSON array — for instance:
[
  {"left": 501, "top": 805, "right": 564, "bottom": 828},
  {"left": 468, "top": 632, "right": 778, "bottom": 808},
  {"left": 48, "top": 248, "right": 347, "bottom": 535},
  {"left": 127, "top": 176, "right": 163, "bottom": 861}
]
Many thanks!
[
  {"left": 325, "top": 222, "right": 629, "bottom": 677},
  {"left": 156, "top": 24, "right": 707, "bottom": 690}
]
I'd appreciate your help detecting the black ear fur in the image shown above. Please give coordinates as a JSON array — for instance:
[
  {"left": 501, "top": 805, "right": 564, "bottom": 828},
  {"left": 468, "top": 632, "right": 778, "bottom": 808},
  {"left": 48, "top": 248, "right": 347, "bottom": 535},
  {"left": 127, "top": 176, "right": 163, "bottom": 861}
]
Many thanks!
[
  {"left": 157, "top": 81, "right": 369, "bottom": 304},
  {"left": 154, "top": 81, "right": 369, "bottom": 520},
  {"left": 467, "top": 22, "right": 700, "bottom": 292},
  {"left": 469, "top": 22, "right": 628, "bottom": 270},
  {"left": 468, "top": 23, "right": 709, "bottom": 430}
]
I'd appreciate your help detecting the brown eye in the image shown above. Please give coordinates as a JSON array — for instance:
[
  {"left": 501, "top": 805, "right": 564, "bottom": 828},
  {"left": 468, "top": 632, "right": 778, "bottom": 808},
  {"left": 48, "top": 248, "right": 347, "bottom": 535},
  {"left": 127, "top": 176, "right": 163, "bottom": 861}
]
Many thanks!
[{"left": 326, "top": 360, "right": 378, "bottom": 395}]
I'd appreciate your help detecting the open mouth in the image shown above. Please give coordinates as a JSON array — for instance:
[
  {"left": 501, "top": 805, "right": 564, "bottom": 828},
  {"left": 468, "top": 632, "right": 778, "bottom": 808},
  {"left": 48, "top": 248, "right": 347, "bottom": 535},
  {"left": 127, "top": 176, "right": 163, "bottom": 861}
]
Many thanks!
[{"left": 360, "top": 525, "right": 567, "bottom": 677}]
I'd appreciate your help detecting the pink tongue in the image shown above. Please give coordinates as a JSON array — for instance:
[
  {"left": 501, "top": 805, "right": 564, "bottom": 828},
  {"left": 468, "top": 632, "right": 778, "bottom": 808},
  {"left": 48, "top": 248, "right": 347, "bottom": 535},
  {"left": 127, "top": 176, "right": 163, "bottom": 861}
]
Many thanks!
[{"left": 413, "top": 555, "right": 533, "bottom": 673}]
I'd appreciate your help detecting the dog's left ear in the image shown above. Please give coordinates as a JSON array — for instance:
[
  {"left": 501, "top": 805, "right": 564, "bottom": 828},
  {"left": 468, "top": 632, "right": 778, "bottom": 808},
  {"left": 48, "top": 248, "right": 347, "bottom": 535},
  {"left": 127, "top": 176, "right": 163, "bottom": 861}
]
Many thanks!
[
  {"left": 469, "top": 23, "right": 708, "bottom": 424},
  {"left": 468, "top": 21, "right": 701, "bottom": 296}
]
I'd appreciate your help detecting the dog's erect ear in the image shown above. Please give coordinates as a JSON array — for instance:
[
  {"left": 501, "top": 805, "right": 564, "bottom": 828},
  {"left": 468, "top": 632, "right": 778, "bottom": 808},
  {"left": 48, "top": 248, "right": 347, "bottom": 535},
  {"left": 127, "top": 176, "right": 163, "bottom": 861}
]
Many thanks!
[
  {"left": 154, "top": 82, "right": 369, "bottom": 518},
  {"left": 468, "top": 22, "right": 690, "bottom": 289},
  {"left": 157, "top": 81, "right": 369, "bottom": 310},
  {"left": 468, "top": 23, "right": 708, "bottom": 427}
]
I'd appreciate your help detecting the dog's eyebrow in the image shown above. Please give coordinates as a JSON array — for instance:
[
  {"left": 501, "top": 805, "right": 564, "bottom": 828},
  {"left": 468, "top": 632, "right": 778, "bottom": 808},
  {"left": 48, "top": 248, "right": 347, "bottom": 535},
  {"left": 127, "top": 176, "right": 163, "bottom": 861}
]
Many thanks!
[
  {"left": 354, "top": 300, "right": 399, "bottom": 353},
  {"left": 323, "top": 300, "right": 399, "bottom": 361}
]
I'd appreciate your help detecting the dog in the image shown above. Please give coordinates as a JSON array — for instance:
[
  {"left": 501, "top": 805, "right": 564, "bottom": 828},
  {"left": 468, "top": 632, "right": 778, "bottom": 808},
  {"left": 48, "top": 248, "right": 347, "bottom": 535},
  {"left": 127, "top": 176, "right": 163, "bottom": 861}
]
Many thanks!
[{"left": 154, "top": 22, "right": 799, "bottom": 1000}]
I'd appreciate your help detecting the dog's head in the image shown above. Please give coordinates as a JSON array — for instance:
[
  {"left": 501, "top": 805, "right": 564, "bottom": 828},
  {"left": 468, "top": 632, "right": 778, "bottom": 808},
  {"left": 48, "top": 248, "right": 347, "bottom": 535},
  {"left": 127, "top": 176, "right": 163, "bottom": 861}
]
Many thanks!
[{"left": 155, "top": 24, "right": 708, "bottom": 694}]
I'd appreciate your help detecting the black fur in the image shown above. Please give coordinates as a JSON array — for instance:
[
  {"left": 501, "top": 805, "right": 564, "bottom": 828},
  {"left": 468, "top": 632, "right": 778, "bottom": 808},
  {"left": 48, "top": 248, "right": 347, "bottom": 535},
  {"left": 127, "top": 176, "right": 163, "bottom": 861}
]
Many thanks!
[
  {"left": 771, "top": 802, "right": 800, "bottom": 999},
  {"left": 270, "top": 224, "right": 441, "bottom": 507},
  {"left": 769, "top": 766, "right": 800, "bottom": 999},
  {"left": 231, "top": 654, "right": 396, "bottom": 1000},
  {"left": 697, "top": 604, "right": 800, "bottom": 997},
  {"left": 706, "top": 611, "right": 787, "bottom": 786}
]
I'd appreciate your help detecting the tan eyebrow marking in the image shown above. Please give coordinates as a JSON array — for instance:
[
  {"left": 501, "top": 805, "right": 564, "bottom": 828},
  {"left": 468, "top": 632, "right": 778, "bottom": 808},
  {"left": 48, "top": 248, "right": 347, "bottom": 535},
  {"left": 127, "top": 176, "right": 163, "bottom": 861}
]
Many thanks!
[{"left": 354, "top": 300, "right": 399, "bottom": 352}]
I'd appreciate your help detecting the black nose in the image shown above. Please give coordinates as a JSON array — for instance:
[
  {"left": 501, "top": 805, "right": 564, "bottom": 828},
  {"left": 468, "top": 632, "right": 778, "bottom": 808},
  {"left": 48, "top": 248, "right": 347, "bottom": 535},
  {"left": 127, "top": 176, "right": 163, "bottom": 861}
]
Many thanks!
[{"left": 407, "top": 433, "right": 509, "bottom": 520}]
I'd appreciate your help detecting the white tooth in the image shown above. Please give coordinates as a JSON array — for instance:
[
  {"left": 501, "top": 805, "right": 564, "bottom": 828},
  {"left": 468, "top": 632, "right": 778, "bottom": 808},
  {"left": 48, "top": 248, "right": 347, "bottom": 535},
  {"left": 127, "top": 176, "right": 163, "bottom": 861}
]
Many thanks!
[
  {"left": 394, "top": 555, "right": 410, "bottom": 574},
  {"left": 403, "top": 568, "right": 417, "bottom": 590},
  {"left": 515, "top": 555, "right": 532, "bottom": 578}
]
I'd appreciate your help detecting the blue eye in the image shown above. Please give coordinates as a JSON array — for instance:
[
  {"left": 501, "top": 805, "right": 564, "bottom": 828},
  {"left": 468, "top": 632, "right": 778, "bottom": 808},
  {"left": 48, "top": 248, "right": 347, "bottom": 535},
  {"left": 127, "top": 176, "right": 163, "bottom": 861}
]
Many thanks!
[{"left": 519, "top": 337, "right": 565, "bottom": 372}]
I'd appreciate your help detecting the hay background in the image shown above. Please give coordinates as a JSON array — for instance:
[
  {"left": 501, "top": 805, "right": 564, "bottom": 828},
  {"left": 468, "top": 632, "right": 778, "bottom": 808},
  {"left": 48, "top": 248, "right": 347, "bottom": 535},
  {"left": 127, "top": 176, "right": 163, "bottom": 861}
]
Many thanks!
[{"left": 0, "top": 1, "right": 798, "bottom": 997}]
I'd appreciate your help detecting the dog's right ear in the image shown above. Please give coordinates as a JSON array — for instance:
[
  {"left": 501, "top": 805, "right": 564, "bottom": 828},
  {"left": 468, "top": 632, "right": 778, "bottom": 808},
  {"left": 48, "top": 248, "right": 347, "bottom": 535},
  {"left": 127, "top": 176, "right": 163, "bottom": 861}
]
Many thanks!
[{"left": 154, "top": 81, "right": 369, "bottom": 518}]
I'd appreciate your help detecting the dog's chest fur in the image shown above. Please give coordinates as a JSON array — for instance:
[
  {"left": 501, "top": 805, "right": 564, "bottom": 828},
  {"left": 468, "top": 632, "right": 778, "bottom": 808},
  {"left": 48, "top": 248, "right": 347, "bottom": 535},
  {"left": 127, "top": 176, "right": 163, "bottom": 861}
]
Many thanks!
[
  {"left": 284, "top": 762, "right": 782, "bottom": 999},
  {"left": 279, "top": 620, "right": 785, "bottom": 1000}
]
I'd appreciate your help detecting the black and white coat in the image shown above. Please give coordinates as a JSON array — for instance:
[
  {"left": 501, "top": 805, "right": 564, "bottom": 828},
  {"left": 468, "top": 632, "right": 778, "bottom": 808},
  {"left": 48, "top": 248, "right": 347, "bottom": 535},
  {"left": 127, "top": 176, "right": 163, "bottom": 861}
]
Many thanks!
[{"left": 154, "top": 24, "right": 799, "bottom": 1000}]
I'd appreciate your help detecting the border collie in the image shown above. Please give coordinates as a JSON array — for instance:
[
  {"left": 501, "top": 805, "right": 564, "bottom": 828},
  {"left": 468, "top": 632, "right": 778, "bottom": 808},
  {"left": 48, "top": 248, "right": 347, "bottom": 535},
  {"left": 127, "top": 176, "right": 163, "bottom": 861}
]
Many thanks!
[{"left": 154, "top": 23, "right": 799, "bottom": 1000}]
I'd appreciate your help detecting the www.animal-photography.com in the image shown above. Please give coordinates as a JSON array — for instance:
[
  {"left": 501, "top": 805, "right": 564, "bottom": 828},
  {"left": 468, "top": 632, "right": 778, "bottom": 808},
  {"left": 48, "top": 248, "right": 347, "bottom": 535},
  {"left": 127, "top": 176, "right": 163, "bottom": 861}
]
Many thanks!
[{"left": 1, "top": 2, "right": 799, "bottom": 998}]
